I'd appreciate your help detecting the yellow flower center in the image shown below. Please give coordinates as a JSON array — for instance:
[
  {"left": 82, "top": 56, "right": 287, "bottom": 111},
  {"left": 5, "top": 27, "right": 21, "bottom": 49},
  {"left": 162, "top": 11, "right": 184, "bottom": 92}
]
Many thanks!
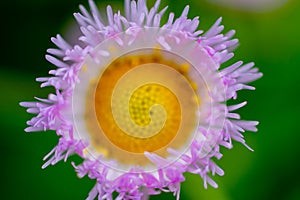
[{"left": 85, "top": 49, "right": 199, "bottom": 165}]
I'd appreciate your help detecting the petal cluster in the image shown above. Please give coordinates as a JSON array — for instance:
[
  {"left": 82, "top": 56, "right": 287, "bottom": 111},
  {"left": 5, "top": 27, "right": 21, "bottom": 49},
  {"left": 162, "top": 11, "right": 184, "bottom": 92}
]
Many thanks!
[{"left": 20, "top": 0, "right": 262, "bottom": 199}]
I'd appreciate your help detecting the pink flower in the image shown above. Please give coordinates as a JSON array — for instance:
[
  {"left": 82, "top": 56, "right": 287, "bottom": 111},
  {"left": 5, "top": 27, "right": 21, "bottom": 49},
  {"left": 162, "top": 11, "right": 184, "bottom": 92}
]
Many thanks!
[{"left": 20, "top": 0, "right": 262, "bottom": 199}]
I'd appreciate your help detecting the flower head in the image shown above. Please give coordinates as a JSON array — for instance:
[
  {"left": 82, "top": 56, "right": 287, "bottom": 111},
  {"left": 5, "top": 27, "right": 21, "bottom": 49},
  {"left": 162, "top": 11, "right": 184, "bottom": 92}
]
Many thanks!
[{"left": 20, "top": 0, "right": 262, "bottom": 199}]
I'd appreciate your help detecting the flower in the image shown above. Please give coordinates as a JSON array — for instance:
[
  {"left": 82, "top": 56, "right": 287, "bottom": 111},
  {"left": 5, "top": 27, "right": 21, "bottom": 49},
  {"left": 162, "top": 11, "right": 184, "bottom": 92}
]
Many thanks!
[{"left": 20, "top": 0, "right": 262, "bottom": 199}]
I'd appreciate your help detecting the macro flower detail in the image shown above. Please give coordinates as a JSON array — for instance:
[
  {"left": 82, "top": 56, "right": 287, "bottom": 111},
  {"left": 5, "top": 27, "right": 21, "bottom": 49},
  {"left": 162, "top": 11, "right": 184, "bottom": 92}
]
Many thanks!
[{"left": 20, "top": 0, "right": 262, "bottom": 199}]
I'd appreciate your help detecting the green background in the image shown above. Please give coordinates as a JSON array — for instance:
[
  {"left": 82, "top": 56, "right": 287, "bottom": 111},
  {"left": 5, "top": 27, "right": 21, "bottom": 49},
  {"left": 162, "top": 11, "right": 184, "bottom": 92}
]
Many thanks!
[{"left": 1, "top": 0, "right": 299, "bottom": 199}]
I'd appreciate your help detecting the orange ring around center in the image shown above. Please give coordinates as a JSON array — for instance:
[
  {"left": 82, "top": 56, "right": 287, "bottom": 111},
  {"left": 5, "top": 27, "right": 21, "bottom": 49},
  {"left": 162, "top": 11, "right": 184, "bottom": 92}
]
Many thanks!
[
  {"left": 85, "top": 50, "right": 199, "bottom": 164},
  {"left": 95, "top": 60, "right": 181, "bottom": 153}
]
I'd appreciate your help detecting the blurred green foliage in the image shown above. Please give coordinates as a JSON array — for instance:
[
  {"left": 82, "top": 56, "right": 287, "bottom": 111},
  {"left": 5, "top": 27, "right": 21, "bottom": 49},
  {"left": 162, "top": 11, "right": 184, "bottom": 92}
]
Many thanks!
[{"left": 1, "top": 0, "right": 299, "bottom": 199}]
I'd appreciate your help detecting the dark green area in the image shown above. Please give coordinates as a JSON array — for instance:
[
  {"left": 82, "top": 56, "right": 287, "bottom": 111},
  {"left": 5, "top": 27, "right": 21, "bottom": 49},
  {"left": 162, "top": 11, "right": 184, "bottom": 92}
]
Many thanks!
[{"left": 1, "top": 0, "right": 299, "bottom": 199}]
